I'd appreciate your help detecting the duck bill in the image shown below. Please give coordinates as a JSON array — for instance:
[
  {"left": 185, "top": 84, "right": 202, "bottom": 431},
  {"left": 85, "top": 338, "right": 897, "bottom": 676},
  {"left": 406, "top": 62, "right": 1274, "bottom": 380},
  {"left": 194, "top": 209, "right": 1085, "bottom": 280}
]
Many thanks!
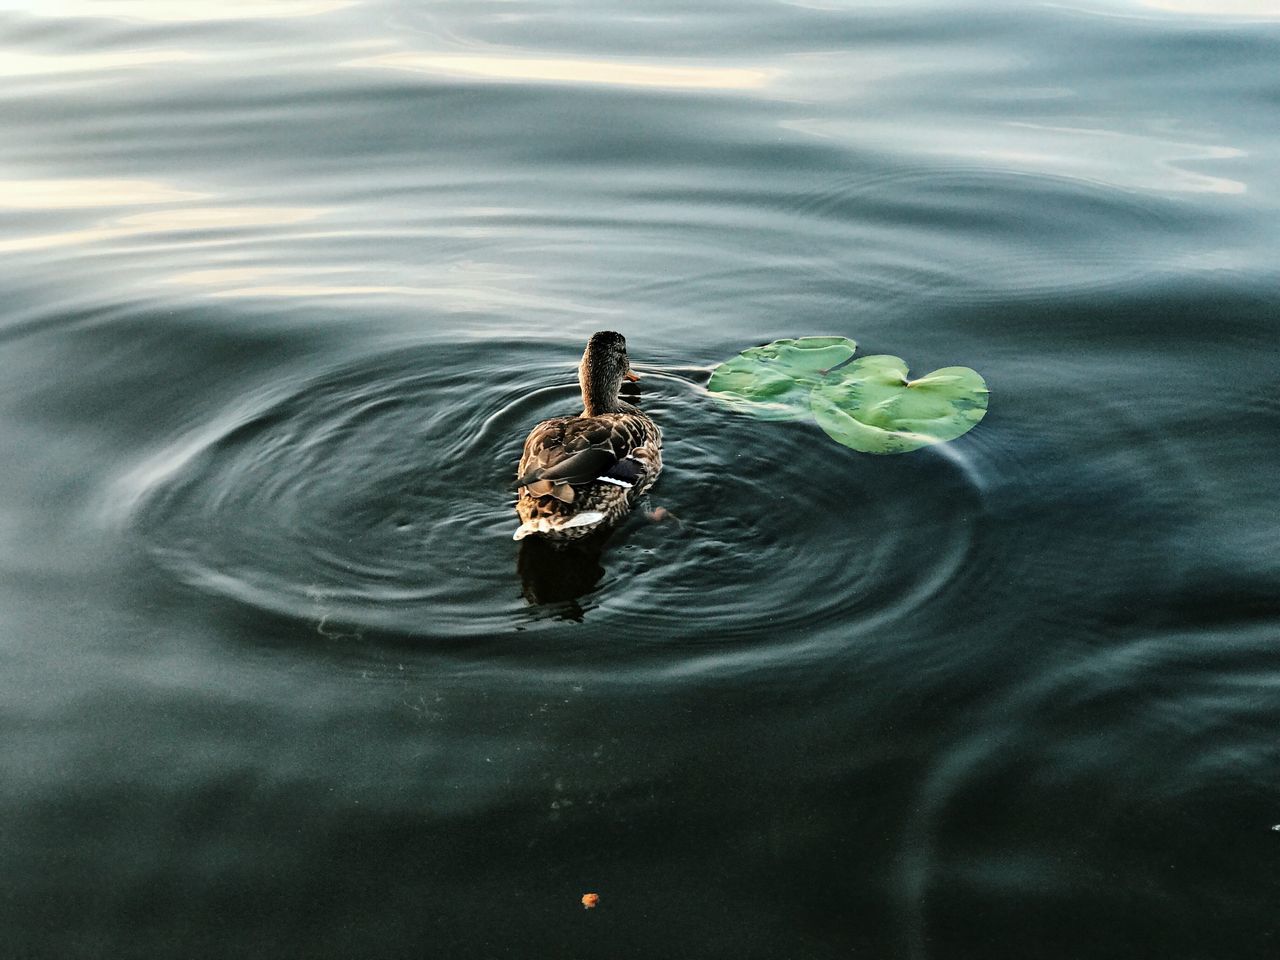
[{"left": 624, "top": 370, "right": 640, "bottom": 382}]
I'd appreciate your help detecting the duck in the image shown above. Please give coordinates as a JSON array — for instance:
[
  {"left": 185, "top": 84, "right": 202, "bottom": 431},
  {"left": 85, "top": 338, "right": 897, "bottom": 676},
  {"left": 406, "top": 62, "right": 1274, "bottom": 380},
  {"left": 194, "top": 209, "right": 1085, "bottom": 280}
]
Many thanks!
[{"left": 513, "top": 331, "right": 663, "bottom": 542}]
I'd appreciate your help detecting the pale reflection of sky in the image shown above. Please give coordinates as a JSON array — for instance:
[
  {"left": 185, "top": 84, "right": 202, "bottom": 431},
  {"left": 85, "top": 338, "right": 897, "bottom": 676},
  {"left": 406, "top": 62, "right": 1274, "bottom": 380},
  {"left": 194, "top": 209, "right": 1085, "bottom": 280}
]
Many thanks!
[
  {"left": 0, "top": 207, "right": 322, "bottom": 254},
  {"left": 1140, "top": 0, "right": 1280, "bottom": 15},
  {"left": 1068, "top": 0, "right": 1280, "bottom": 19},
  {"left": 346, "top": 52, "right": 777, "bottom": 91},
  {"left": 0, "top": 0, "right": 354, "bottom": 21},
  {"left": 1000, "top": 122, "right": 1246, "bottom": 194},
  {"left": 167, "top": 266, "right": 611, "bottom": 311},
  {"left": 0, "top": 178, "right": 204, "bottom": 208},
  {"left": 784, "top": 118, "right": 1247, "bottom": 195},
  {"left": 205, "top": 284, "right": 442, "bottom": 298},
  {"left": 0, "top": 49, "right": 196, "bottom": 78}
]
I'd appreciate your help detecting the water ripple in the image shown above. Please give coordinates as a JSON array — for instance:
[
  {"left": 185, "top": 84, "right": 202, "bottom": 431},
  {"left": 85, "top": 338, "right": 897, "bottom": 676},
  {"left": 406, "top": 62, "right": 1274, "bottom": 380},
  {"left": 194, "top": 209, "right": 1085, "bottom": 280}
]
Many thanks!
[
  {"left": 121, "top": 338, "right": 987, "bottom": 667},
  {"left": 895, "top": 622, "right": 1280, "bottom": 960}
]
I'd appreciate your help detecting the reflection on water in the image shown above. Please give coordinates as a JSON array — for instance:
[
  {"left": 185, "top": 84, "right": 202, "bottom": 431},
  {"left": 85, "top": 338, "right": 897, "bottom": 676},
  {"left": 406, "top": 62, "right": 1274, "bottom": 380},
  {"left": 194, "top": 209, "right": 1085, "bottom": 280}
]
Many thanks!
[
  {"left": 898, "top": 618, "right": 1280, "bottom": 960},
  {"left": 1139, "top": 0, "right": 1280, "bottom": 16},
  {"left": 0, "top": 177, "right": 205, "bottom": 209},
  {"left": 0, "top": 205, "right": 322, "bottom": 254},
  {"left": 0, "top": 0, "right": 356, "bottom": 21},
  {"left": 999, "top": 122, "right": 1246, "bottom": 194},
  {"left": 787, "top": 118, "right": 1248, "bottom": 195},
  {"left": 164, "top": 265, "right": 597, "bottom": 308},
  {"left": 2, "top": 0, "right": 1279, "bottom": 957},
  {"left": 516, "top": 534, "right": 607, "bottom": 612},
  {"left": 0, "top": 48, "right": 197, "bottom": 78},
  {"left": 170, "top": 276, "right": 455, "bottom": 299},
  {"left": 348, "top": 52, "right": 778, "bottom": 91}
]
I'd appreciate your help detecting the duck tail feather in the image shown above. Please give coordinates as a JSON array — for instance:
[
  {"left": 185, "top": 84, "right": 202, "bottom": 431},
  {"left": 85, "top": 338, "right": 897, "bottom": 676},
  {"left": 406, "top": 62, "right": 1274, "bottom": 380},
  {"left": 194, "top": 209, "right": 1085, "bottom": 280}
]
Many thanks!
[
  {"left": 512, "top": 511, "right": 607, "bottom": 541},
  {"left": 560, "top": 510, "right": 607, "bottom": 529}
]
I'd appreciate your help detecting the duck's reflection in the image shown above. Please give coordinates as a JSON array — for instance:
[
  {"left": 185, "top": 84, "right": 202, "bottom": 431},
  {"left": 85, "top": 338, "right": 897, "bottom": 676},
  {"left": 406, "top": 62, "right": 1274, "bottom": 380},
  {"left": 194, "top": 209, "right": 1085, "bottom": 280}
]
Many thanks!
[{"left": 516, "top": 531, "right": 610, "bottom": 611}]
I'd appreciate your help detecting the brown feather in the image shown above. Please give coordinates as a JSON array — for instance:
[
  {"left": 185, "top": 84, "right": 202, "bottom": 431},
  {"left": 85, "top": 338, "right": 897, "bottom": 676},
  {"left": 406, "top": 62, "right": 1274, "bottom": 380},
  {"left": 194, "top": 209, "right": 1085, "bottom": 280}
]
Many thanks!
[{"left": 513, "top": 334, "right": 663, "bottom": 541}]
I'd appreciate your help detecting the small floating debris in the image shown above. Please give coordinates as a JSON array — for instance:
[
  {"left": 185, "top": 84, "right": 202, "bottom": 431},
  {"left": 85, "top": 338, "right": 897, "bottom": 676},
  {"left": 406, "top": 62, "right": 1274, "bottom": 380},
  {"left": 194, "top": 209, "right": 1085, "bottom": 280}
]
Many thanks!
[{"left": 581, "top": 892, "right": 600, "bottom": 909}]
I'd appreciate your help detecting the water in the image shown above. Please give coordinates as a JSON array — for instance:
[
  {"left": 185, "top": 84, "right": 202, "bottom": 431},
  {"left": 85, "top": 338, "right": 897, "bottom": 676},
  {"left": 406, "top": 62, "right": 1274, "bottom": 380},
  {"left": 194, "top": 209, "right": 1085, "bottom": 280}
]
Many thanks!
[{"left": 2, "top": 1, "right": 1278, "bottom": 956}]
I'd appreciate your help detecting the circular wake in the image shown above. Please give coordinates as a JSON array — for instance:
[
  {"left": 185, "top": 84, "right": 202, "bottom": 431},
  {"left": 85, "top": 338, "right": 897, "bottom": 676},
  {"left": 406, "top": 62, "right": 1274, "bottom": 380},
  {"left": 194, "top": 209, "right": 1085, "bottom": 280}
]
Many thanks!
[{"left": 124, "top": 339, "right": 988, "bottom": 661}]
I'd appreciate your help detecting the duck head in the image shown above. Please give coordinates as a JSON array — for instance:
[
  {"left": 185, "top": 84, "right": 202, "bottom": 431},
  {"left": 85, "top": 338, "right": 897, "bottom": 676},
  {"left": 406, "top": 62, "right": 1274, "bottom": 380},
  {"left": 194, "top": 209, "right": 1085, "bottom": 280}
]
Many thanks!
[{"left": 580, "top": 330, "right": 639, "bottom": 415}]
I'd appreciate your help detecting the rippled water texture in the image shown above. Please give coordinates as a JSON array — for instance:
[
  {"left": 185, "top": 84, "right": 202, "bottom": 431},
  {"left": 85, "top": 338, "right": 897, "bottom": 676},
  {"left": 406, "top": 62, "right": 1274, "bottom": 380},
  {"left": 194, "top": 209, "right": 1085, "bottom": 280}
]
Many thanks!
[{"left": 2, "top": 1, "right": 1278, "bottom": 958}]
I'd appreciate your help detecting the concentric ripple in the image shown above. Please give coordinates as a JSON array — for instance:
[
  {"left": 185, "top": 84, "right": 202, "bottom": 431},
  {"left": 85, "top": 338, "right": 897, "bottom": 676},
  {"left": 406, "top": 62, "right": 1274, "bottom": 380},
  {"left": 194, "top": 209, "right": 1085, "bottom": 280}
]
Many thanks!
[
  {"left": 582, "top": 372, "right": 987, "bottom": 649},
  {"left": 125, "top": 338, "right": 987, "bottom": 656},
  {"left": 785, "top": 165, "right": 1198, "bottom": 306},
  {"left": 894, "top": 622, "right": 1280, "bottom": 960},
  {"left": 126, "top": 340, "right": 537, "bottom": 638}
]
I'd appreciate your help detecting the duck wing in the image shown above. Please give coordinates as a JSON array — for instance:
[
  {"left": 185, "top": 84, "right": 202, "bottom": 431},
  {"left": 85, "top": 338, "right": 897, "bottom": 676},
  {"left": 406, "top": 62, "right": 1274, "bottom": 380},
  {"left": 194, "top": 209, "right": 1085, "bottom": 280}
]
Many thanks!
[{"left": 517, "top": 414, "right": 654, "bottom": 492}]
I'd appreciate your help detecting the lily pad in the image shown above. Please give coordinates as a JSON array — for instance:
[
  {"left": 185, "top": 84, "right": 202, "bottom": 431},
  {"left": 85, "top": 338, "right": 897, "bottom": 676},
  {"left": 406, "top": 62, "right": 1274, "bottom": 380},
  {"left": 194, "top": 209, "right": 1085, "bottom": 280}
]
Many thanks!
[
  {"left": 810, "top": 355, "right": 988, "bottom": 454},
  {"left": 706, "top": 336, "right": 857, "bottom": 421}
]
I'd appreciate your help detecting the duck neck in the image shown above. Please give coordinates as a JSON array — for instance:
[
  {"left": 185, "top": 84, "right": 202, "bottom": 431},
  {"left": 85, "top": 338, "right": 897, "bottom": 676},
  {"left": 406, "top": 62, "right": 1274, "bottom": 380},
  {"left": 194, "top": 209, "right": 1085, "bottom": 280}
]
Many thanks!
[{"left": 582, "top": 376, "right": 626, "bottom": 416}]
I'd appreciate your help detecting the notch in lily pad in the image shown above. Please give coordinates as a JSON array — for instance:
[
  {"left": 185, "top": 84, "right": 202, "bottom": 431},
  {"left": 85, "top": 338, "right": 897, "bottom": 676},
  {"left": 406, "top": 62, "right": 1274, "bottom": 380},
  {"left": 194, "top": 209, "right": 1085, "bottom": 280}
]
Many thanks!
[
  {"left": 810, "top": 355, "right": 988, "bottom": 454},
  {"left": 705, "top": 336, "right": 856, "bottom": 421}
]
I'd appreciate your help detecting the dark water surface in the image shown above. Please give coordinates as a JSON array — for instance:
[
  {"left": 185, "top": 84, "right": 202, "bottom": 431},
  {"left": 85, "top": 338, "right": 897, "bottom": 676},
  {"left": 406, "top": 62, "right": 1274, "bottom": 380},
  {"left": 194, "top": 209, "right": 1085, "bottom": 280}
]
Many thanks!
[{"left": 2, "top": 1, "right": 1279, "bottom": 957}]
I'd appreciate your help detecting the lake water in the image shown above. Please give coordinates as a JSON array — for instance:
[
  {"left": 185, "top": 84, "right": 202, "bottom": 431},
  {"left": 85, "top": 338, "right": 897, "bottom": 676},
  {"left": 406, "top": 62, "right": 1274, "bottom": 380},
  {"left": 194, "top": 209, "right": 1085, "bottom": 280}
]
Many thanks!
[{"left": 2, "top": 1, "right": 1278, "bottom": 957}]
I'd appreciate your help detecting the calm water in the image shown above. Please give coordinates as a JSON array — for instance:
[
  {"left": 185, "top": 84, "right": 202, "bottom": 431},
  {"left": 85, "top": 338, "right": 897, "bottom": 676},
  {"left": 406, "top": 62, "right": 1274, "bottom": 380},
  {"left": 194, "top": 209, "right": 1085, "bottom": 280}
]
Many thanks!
[{"left": 2, "top": 1, "right": 1279, "bottom": 957}]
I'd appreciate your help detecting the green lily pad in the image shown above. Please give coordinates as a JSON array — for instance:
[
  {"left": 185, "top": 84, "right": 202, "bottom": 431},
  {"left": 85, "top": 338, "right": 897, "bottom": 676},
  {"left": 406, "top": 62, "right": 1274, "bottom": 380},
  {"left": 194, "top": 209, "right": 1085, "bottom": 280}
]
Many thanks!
[
  {"left": 706, "top": 336, "right": 857, "bottom": 421},
  {"left": 810, "top": 355, "right": 988, "bottom": 454}
]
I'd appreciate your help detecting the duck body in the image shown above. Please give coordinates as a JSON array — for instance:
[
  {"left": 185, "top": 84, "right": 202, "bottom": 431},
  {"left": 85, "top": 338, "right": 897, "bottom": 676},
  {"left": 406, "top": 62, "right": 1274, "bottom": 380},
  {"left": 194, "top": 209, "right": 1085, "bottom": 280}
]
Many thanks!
[{"left": 513, "top": 332, "right": 662, "bottom": 542}]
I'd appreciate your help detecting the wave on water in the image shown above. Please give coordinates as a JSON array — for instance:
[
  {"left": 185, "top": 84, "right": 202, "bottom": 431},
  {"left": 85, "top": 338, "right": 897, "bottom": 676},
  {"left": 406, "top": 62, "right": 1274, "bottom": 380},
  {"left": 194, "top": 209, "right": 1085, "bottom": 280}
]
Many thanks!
[{"left": 117, "top": 338, "right": 990, "bottom": 672}]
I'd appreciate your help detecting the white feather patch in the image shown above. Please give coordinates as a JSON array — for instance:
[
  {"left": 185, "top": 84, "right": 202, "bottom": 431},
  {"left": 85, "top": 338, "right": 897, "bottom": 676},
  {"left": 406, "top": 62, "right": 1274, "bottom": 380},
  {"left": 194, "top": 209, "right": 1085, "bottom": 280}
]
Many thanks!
[
  {"left": 512, "top": 518, "right": 547, "bottom": 541},
  {"left": 561, "top": 511, "right": 607, "bottom": 529},
  {"left": 512, "top": 510, "right": 607, "bottom": 540},
  {"left": 596, "top": 476, "right": 633, "bottom": 488}
]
